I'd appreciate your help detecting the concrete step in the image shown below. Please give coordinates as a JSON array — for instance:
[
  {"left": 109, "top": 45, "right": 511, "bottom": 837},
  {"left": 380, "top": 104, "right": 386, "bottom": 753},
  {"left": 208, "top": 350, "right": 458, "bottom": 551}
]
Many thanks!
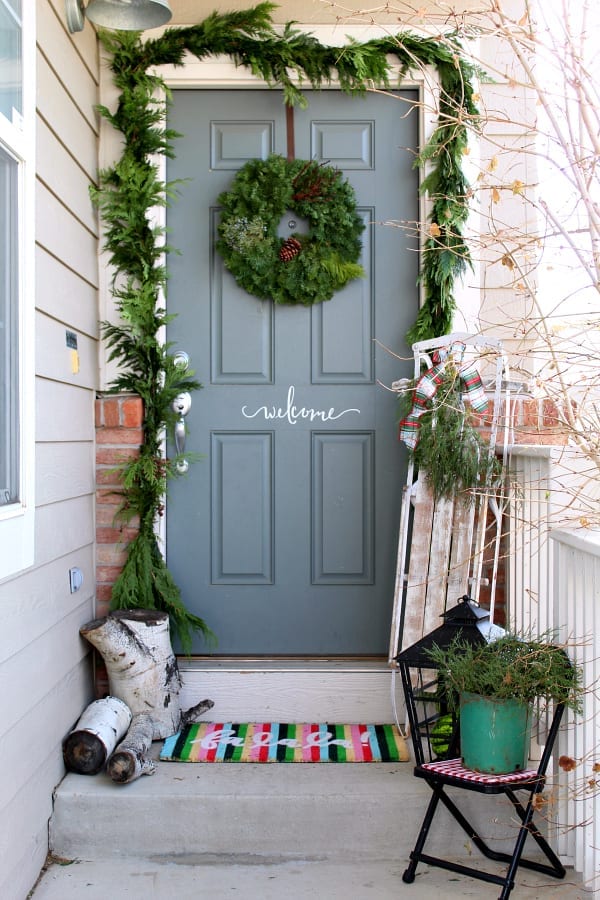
[{"left": 50, "top": 750, "right": 519, "bottom": 864}]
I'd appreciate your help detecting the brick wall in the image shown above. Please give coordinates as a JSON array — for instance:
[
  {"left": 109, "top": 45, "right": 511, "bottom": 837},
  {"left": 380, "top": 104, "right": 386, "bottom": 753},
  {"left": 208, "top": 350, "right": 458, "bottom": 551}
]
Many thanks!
[
  {"left": 95, "top": 393, "right": 144, "bottom": 619},
  {"left": 94, "top": 394, "right": 144, "bottom": 695},
  {"left": 96, "top": 394, "right": 144, "bottom": 616},
  {"left": 477, "top": 506, "right": 508, "bottom": 627},
  {"left": 476, "top": 392, "right": 567, "bottom": 626},
  {"left": 483, "top": 393, "right": 569, "bottom": 447}
]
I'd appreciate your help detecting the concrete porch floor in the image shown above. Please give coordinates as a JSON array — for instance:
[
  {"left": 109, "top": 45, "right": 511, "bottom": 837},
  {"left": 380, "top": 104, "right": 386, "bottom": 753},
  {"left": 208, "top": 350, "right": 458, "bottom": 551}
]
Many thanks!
[
  {"left": 32, "top": 742, "right": 589, "bottom": 900},
  {"left": 31, "top": 855, "right": 588, "bottom": 899}
]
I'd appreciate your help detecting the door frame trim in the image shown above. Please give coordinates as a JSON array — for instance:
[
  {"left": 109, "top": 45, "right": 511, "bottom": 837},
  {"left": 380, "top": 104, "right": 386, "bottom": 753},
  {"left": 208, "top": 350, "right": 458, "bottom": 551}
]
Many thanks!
[
  {"left": 153, "top": 24, "right": 436, "bottom": 560},
  {"left": 144, "top": 25, "right": 477, "bottom": 679}
]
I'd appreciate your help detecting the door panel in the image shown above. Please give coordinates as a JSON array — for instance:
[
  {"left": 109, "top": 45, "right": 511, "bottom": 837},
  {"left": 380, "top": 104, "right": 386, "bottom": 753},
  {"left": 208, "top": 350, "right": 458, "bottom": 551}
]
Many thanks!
[
  {"left": 211, "top": 431, "right": 274, "bottom": 584},
  {"left": 312, "top": 209, "right": 372, "bottom": 383},
  {"left": 166, "top": 89, "right": 418, "bottom": 655},
  {"left": 312, "top": 431, "right": 374, "bottom": 583}
]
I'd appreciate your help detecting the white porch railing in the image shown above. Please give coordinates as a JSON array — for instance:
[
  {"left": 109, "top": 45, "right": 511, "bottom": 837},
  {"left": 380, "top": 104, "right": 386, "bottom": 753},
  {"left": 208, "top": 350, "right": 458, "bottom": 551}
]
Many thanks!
[
  {"left": 551, "top": 529, "right": 600, "bottom": 896},
  {"left": 509, "top": 446, "right": 600, "bottom": 897}
]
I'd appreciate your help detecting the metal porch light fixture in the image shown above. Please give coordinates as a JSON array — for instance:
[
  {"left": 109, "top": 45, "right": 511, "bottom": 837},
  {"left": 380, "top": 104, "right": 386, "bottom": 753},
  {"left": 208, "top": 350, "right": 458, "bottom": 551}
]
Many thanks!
[{"left": 65, "top": 0, "right": 172, "bottom": 33}]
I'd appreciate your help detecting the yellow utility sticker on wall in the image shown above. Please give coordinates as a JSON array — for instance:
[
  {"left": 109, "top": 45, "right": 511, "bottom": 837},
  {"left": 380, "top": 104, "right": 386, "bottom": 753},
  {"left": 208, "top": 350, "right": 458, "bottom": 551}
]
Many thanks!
[{"left": 66, "top": 330, "right": 79, "bottom": 374}]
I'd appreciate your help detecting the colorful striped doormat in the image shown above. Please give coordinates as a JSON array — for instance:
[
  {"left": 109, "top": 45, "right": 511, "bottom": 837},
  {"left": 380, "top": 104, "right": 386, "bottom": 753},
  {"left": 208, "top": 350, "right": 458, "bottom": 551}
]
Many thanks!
[{"left": 160, "top": 722, "right": 409, "bottom": 763}]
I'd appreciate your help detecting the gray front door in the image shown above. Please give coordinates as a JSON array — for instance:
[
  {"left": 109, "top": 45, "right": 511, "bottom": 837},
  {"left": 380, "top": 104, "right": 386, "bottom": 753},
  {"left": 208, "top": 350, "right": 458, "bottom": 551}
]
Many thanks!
[{"left": 166, "top": 89, "right": 418, "bottom": 655}]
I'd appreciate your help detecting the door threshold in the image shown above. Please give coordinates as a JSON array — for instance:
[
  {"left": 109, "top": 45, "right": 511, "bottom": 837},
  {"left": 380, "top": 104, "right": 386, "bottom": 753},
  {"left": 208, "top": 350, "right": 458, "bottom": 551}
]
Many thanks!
[
  {"left": 177, "top": 657, "right": 402, "bottom": 722},
  {"left": 178, "top": 656, "right": 390, "bottom": 671}
]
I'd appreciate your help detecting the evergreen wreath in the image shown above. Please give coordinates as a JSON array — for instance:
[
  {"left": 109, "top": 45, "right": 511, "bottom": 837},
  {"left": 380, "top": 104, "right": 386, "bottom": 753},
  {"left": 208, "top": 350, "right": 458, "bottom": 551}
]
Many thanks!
[{"left": 217, "top": 155, "right": 365, "bottom": 306}]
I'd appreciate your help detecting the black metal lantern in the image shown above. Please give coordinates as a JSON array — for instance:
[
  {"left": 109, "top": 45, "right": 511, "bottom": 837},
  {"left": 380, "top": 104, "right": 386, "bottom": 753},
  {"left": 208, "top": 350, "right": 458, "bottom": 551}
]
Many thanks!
[{"left": 395, "top": 596, "right": 490, "bottom": 764}]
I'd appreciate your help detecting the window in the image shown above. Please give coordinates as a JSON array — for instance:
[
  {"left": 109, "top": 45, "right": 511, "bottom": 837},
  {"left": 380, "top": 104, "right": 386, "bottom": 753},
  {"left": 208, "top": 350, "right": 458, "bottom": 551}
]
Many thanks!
[
  {"left": 0, "top": 0, "right": 22, "bottom": 125},
  {"left": 0, "top": 0, "right": 34, "bottom": 580},
  {"left": 0, "top": 145, "right": 18, "bottom": 507}
]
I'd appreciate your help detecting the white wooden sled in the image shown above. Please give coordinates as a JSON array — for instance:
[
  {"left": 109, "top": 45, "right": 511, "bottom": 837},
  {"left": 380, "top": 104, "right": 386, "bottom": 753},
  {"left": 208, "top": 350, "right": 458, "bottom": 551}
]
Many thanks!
[{"left": 388, "top": 333, "right": 510, "bottom": 664}]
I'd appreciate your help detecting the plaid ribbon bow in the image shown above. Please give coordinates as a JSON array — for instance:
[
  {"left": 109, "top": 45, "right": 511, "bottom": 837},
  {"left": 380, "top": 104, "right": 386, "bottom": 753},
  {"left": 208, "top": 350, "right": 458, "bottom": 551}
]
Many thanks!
[{"left": 399, "top": 347, "right": 488, "bottom": 450}]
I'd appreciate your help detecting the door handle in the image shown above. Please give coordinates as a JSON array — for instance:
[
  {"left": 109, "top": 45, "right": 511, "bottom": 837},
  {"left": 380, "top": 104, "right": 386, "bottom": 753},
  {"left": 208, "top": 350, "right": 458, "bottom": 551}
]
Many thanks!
[{"left": 172, "top": 391, "right": 192, "bottom": 473}]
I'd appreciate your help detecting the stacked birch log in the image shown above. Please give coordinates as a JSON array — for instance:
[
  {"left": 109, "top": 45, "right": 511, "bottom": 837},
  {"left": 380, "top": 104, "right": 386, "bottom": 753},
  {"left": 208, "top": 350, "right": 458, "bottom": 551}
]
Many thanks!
[{"left": 63, "top": 609, "right": 213, "bottom": 784}]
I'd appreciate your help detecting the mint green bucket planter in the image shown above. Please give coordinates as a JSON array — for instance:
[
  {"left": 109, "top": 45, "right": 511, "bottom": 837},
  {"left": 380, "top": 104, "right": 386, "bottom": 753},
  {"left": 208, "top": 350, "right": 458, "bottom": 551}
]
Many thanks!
[{"left": 459, "top": 692, "right": 533, "bottom": 774}]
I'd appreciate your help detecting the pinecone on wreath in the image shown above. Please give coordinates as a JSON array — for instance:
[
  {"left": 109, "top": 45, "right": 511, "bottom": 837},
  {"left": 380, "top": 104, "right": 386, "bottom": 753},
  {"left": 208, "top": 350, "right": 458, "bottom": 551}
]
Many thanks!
[{"left": 279, "top": 236, "right": 302, "bottom": 262}]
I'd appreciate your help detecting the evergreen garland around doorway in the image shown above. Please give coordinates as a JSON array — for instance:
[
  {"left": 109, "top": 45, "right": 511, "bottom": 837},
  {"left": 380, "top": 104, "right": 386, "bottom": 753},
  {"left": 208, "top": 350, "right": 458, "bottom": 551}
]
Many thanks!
[{"left": 92, "top": 2, "right": 479, "bottom": 650}]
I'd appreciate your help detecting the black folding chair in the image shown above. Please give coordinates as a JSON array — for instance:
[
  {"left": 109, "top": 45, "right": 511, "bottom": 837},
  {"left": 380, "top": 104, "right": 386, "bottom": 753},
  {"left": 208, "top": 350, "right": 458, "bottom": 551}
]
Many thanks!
[{"left": 401, "top": 699, "right": 567, "bottom": 900}]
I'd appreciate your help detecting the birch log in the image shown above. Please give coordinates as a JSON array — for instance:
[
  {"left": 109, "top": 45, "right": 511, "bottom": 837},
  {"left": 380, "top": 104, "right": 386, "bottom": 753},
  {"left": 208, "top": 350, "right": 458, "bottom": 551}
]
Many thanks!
[
  {"left": 63, "top": 696, "right": 132, "bottom": 775},
  {"left": 80, "top": 609, "right": 214, "bottom": 739},
  {"left": 107, "top": 713, "right": 155, "bottom": 783}
]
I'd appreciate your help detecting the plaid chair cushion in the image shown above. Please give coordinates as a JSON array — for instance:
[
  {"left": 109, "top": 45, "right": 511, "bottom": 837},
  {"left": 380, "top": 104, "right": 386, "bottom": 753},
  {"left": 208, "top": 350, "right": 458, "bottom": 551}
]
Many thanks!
[{"left": 419, "top": 757, "right": 539, "bottom": 785}]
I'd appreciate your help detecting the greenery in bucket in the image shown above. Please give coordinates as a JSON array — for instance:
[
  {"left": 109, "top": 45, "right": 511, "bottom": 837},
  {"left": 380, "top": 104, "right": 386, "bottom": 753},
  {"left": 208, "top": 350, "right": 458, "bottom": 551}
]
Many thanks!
[{"left": 426, "top": 634, "right": 584, "bottom": 714}]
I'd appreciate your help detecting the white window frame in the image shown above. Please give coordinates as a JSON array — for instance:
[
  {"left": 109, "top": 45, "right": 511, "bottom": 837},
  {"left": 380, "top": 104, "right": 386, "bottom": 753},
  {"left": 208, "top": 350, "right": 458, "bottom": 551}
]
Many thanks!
[{"left": 0, "top": 0, "right": 35, "bottom": 580}]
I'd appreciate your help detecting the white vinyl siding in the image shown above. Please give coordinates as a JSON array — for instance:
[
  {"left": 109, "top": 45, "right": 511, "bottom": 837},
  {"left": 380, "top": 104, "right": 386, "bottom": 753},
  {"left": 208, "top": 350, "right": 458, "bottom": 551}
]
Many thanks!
[{"left": 0, "top": 1, "right": 99, "bottom": 897}]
